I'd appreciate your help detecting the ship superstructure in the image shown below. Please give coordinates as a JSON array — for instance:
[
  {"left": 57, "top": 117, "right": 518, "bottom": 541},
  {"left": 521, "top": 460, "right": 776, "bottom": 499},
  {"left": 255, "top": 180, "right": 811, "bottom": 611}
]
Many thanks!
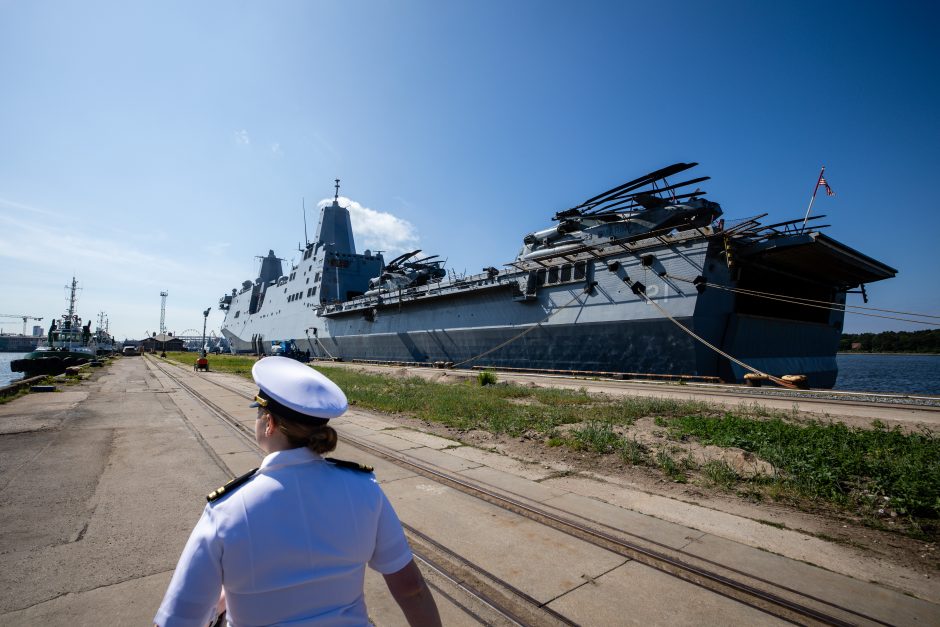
[{"left": 220, "top": 165, "right": 896, "bottom": 388}]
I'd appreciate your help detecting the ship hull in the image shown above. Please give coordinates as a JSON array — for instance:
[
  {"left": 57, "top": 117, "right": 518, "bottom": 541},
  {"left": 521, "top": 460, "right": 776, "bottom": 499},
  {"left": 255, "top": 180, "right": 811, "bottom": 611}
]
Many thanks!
[{"left": 226, "top": 316, "right": 840, "bottom": 388}]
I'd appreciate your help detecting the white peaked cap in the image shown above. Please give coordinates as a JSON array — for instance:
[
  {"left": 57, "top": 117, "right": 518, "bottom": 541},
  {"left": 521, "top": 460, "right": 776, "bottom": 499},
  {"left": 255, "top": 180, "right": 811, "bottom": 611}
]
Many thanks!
[{"left": 251, "top": 356, "right": 348, "bottom": 420}]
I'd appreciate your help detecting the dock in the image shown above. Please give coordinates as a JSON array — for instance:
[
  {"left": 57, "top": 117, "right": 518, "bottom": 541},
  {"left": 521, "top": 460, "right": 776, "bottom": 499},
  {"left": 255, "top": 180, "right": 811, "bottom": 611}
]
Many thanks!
[{"left": 0, "top": 357, "right": 937, "bottom": 625}]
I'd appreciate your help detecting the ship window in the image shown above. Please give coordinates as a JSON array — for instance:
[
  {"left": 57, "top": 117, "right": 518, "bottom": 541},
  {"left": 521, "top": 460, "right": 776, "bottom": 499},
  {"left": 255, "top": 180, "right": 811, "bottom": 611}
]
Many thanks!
[
  {"left": 561, "top": 265, "right": 572, "bottom": 282},
  {"left": 306, "top": 278, "right": 309, "bottom": 284},
  {"left": 548, "top": 267, "right": 559, "bottom": 283},
  {"left": 234, "top": 311, "right": 240, "bottom": 318},
  {"left": 574, "top": 262, "right": 586, "bottom": 280},
  {"left": 315, "top": 272, "right": 321, "bottom": 282}
]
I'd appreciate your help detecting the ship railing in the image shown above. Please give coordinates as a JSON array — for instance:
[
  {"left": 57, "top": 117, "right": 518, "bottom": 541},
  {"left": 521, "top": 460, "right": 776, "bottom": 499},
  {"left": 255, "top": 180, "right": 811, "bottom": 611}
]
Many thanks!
[{"left": 320, "top": 274, "right": 509, "bottom": 317}]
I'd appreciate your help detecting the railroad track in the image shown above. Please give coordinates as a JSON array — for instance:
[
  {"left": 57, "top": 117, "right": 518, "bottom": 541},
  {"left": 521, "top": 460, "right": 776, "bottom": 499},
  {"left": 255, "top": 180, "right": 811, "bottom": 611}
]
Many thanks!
[{"left": 146, "top": 356, "right": 899, "bottom": 626}]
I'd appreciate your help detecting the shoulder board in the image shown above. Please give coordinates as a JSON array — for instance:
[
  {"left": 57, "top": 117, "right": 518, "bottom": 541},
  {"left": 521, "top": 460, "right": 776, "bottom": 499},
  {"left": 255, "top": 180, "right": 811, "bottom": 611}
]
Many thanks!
[
  {"left": 207, "top": 468, "right": 259, "bottom": 502},
  {"left": 325, "top": 457, "right": 374, "bottom": 473}
]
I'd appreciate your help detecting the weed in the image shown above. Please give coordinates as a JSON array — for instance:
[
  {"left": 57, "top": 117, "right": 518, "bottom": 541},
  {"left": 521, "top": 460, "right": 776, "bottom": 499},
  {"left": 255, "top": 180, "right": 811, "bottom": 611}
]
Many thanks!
[
  {"left": 656, "top": 448, "right": 686, "bottom": 482},
  {"left": 571, "top": 421, "right": 620, "bottom": 454},
  {"left": 478, "top": 370, "right": 498, "bottom": 386},
  {"left": 702, "top": 460, "right": 738, "bottom": 489},
  {"left": 619, "top": 438, "right": 650, "bottom": 465}
]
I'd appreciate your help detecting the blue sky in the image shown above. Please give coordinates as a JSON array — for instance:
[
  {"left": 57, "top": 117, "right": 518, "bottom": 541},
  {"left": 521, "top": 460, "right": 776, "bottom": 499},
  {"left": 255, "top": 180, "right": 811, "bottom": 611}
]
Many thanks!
[{"left": 1, "top": 0, "right": 937, "bottom": 339}]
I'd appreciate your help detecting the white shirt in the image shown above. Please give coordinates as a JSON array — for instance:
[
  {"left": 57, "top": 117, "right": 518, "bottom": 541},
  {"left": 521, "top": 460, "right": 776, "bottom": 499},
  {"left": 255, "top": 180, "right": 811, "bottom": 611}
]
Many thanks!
[{"left": 154, "top": 447, "right": 412, "bottom": 627}]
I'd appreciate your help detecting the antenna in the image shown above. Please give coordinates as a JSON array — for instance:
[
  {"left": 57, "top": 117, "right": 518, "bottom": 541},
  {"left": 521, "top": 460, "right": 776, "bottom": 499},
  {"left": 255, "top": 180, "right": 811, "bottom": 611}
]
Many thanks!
[
  {"left": 302, "top": 197, "right": 309, "bottom": 246},
  {"left": 334, "top": 178, "right": 340, "bottom": 202}
]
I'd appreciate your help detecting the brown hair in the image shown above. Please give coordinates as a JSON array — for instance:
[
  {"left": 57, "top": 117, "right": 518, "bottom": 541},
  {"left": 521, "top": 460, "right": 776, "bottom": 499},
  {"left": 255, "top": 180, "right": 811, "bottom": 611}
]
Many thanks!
[{"left": 269, "top": 412, "right": 338, "bottom": 454}]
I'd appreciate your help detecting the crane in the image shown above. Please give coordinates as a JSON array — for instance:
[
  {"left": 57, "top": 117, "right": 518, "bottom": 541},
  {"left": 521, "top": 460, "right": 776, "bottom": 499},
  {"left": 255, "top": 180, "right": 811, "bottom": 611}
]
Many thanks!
[{"left": 0, "top": 314, "right": 44, "bottom": 336}]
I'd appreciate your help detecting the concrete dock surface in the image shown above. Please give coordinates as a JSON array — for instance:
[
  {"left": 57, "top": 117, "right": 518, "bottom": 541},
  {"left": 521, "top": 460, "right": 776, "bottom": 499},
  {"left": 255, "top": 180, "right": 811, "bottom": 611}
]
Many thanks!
[{"left": 0, "top": 357, "right": 937, "bottom": 625}]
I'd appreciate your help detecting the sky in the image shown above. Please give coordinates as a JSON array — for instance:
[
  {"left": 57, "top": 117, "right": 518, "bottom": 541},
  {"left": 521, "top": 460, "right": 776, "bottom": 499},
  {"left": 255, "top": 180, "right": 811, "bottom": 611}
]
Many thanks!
[{"left": 0, "top": 0, "right": 937, "bottom": 340}]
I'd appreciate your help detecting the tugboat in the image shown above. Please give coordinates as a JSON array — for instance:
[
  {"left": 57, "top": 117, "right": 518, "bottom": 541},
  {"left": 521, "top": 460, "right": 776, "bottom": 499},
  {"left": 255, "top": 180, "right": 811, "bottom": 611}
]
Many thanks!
[{"left": 11, "top": 278, "right": 100, "bottom": 377}]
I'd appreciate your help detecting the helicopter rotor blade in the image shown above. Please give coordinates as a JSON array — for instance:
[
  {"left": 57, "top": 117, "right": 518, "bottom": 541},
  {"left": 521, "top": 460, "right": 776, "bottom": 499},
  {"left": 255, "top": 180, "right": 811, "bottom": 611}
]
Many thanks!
[{"left": 573, "top": 162, "right": 698, "bottom": 211}]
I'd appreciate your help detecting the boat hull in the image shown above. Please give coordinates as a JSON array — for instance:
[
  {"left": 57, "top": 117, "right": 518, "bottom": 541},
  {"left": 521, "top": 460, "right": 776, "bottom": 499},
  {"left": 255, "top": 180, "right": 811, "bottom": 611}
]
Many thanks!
[{"left": 11, "top": 349, "right": 96, "bottom": 377}]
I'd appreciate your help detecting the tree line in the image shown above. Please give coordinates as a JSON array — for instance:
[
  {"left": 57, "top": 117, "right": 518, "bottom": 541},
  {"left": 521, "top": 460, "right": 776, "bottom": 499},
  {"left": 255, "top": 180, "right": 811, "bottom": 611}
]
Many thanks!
[{"left": 839, "top": 329, "right": 940, "bottom": 353}]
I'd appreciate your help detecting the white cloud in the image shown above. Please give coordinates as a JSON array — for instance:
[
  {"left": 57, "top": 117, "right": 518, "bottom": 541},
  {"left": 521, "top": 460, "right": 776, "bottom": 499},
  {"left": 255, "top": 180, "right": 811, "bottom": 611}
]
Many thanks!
[
  {"left": 235, "top": 129, "right": 250, "bottom": 145},
  {"left": 0, "top": 196, "right": 62, "bottom": 217},
  {"left": 317, "top": 196, "right": 419, "bottom": 257}
]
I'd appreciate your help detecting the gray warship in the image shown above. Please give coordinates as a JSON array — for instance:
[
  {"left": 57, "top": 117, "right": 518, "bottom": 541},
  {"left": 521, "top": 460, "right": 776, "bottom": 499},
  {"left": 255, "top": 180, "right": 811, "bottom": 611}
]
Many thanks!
[{"left": 219, "top": 164, "right": 896, "bottom": 388}]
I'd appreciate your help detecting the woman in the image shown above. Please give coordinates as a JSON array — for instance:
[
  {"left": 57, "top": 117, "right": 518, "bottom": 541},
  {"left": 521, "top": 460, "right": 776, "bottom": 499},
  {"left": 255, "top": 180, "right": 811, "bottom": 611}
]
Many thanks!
[{"left": 154, "top": 357, "right": 441, "bottom": 626}]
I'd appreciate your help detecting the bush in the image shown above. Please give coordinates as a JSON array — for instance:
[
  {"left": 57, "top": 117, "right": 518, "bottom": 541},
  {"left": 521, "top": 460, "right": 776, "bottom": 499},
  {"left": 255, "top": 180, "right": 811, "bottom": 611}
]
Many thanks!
[{"left": 477, "top": 370, "right": 497, "bottom": 386}]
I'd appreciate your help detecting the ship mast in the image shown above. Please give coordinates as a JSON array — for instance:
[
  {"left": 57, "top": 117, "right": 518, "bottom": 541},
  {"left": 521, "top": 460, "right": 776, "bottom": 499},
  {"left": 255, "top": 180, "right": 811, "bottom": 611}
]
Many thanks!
[{"left": 66, "top": 277, "right": 79, "bottom": 321}]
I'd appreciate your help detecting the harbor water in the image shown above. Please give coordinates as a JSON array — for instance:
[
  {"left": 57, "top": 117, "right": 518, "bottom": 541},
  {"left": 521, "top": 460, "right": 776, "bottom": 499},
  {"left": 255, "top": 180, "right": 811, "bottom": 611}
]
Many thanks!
[
  {"left": 1, "top": 353, "right": 28, "bottom": 387},
  {"left": 1, "top": 352, "right": 938, "bottom": 395},
  {"left": 834, "top": 353, "right": 940, "bottom": 396}
]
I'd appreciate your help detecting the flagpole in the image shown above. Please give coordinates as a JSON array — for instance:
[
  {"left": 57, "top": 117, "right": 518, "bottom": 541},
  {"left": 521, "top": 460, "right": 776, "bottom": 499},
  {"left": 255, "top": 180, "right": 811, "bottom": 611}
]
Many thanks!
[{"left": 801, "top": 166, "right": 824, "bottom": 232}]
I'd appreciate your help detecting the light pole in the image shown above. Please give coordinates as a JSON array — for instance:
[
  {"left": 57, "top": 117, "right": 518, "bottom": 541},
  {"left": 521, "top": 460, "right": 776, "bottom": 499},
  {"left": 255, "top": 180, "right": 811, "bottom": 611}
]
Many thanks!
[{"left": 201, "top": 308, "right": 210, "bottom": 357}]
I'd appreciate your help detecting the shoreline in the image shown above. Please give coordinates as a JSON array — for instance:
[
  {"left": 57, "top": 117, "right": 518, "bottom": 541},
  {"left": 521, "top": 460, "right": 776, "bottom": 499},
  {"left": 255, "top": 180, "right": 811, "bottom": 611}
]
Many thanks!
[{"left": 838, "top": 351, "right": 940, "bottom": 356}]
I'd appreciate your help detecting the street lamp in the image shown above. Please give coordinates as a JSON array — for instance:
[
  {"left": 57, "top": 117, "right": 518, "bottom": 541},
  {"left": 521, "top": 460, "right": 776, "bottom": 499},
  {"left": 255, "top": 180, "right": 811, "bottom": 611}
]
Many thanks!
[{"left": 201, "top": 308, "right": 211, "bottom": 357}]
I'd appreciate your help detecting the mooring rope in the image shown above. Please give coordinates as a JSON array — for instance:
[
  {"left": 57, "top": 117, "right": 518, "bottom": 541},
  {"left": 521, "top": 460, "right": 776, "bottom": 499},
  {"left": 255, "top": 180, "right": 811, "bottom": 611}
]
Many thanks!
[
  {"left": 661, "top": 274, "right": 939, "bottom": 327},
  {"left": 626, "top": 278, "right": 799, "bottom": 389},
  {"left": 305, "top": 329, "right": 337, "bottom": 360},
  {"left": 722, "top": 285, "right": 940, "bottom": 320},
  {"left": 452, "top": 288, "right": 589, "bottom": 368}
]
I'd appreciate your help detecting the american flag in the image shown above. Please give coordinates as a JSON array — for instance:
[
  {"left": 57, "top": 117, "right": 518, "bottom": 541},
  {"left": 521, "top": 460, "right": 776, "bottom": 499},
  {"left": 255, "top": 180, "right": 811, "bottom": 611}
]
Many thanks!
[{"left": 818, "top": 175, "right": 835, "bottom": 196}]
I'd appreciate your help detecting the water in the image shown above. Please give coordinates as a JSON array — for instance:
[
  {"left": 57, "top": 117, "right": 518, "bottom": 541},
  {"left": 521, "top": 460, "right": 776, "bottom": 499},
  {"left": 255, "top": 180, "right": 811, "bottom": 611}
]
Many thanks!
[
  {"left": 835, "top": 353, "right": 940, "bottom": 396},
  {"left": 0, "top": 353, "right": 28, "bottom": 387}
]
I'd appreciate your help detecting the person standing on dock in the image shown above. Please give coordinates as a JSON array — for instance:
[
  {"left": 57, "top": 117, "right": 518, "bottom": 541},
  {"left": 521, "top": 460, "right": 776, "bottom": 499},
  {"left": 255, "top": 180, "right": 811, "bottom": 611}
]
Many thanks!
[{"left": 154, "top": 356, "right": 441, "bottom": 627}]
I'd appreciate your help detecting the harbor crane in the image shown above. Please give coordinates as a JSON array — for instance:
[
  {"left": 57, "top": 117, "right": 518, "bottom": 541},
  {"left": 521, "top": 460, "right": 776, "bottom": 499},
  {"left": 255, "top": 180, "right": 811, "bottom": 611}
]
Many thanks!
[{"left": 0, "top": 314, "right": 44, "bottom": 336}]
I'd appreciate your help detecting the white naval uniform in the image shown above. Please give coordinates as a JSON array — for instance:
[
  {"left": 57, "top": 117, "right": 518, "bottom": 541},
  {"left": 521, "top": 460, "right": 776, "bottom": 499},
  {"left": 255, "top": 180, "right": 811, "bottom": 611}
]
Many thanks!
[{"left": 154, "top": 447, "right": 412, "bottom": 627}]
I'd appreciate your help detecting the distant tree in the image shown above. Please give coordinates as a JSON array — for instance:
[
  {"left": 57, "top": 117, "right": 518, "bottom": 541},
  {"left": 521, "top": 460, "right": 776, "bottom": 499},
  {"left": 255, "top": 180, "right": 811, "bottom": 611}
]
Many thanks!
[{"left": 841, "top": 330, "right": 940, "bottom": 353}]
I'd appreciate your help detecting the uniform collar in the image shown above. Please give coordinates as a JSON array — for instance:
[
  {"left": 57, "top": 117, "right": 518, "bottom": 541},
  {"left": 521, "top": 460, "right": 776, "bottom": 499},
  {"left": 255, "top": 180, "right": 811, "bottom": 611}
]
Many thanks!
[{"left": 259, "top": 447, "right": 324, "bottom": 471}]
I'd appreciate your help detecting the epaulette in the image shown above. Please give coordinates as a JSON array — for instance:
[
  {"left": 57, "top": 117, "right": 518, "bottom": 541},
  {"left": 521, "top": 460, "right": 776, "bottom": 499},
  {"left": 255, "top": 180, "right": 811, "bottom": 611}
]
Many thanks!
[
  {"left": 207, "top": 468, "right": 258, "bottom": 502},
  {"left": 325, "top": 457, "right": 374, "bottom": 473}
]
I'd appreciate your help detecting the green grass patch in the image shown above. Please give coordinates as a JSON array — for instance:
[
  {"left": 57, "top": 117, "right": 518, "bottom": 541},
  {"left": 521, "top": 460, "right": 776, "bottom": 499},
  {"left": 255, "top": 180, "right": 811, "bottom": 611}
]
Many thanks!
[
  {"left": 656, "top": 448, "right": 687, "bottom": 482},
  {"left": 665, "top": 414, "right": 940, "bottom": 521},
  {"left": 702, "top": 459, "right": 739, "bottom": 489},
  {"left": 477, "top": 370, "right": 497, "bottom": 386},
  {"left": 164, "top": 352, "right": 261, "bottom": 377}
]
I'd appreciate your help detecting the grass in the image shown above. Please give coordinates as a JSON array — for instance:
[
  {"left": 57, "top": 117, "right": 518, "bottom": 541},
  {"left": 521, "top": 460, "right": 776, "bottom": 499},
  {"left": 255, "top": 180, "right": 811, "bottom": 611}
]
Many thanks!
[
  {"left": 666, "top": 414, "right": 940, "bottom": 525},
  {"left": 160, "top": 351, "right": 261, "bottom": 377},
  {"left": 477, "top": 370, "right": 498, "bottom": 386},
  {"left": 702, "top": 459, "right": 739, "bottom": 489}
]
